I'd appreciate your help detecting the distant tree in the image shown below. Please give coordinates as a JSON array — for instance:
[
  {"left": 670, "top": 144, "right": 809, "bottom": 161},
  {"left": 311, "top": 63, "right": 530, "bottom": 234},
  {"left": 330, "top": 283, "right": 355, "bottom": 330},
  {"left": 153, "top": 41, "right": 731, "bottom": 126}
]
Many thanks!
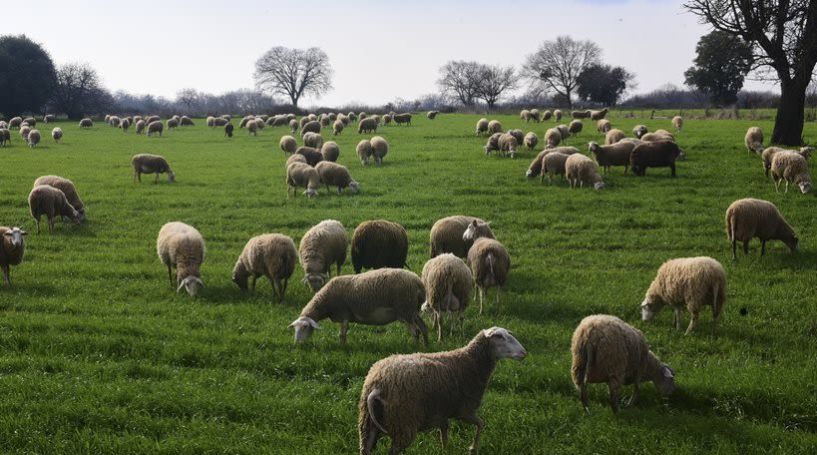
[
  {"left": 475, "top": 65, "right": 518, "bottom": 110},
  {"left": 685, "top": 0, "right": 817, "bottom": 144},
  {"left": 254, "top": 46, "right": 333, "bottom": 108},
  {"left": 437, "top": 61, "right": 482, "bottom": 106},
  {"left": 175, "top": 88, "right": 201, "bottom": 113},
  {"left": 683, "top": 31, "right": 752, "bottom": 107},
  {"left": 522, "top": 36, "right": 601, "bottom": 108},
  {"left": 576, "top": 64, "right": 635, "bottom": 106},
  {"left": 50, "top": 63, "right": 113, "bottom": 119},
  {"left": 0, "top": 35, "right": 57, "bottom": 115}
]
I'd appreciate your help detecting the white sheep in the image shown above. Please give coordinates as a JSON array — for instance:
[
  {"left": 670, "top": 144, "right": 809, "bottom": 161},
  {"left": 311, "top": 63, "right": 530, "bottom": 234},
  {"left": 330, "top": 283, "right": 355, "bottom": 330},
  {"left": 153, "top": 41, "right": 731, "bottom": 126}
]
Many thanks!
[{"left": 156, "top": 222, "right": 206, "bottom": 297}]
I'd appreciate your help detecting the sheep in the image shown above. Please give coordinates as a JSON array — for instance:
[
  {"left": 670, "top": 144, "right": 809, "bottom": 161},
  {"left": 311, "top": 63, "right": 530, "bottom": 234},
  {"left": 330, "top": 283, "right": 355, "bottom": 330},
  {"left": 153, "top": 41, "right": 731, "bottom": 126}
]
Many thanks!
[
  {"left": 565, "top": 154, "right": 605, "bottom": 190},
  {"left": 272, "top": 136, "right": 295, "bottom": 156},
  {"left": 466, "top": 237, "right": 510, "bottom": 314},
  {"left": 120, "top": 118, "right": 131, "bottom": 132},
  {"left": 475, "top": 118, "right": 489, "bottom": 136},
  {"left": 0, "top": 128, "right": 10, "bottom": 146},
  {"left": 630, "top": 141, "right": 681, "bottom": 177},
  {"left": 359, "top": 327, "right": 526, "bottom": 455},
  {"left": 232, "top": 234, "right": 297, "bottom": 302},
  {"left": 26, "top": 129, "right": 41, "bottom": 147},
  {"left": 28, "top": 185, "right": 81, "bottom": 234},
  {"left": 320, "top": 114, "right": 331, "bottom": 127},
  {"left": 571, "top": 110, "right": 591, "bottom": 119},
  {"left": 771, "top": 151, "right": 812, "bottom": 194},
  {"left": 135, "top": 120, "right": 146, "bottom": 135},
  {"left": 430, "top": 216, "right": 494, "bottom": 258},
  {"left": 20, "top": 116, "right": 34, "bottom": 127},
  {"left": 351, "top": 220, "right": 408, "bottom": 273},
  {"left": 544, "top": 128, "right": 561, "bottom": 148},
  {"left": 525, "top": 147, "right": 581, "bottom": 179},
  {"left": 286, "top": 153, "right": 307, "bottom": 167},
  {"left": 520, "top": 109, "right": 531, "bottom": 121},
  {"left": 588, "top": 141, "right": 636, "bottom": 174},
  {"left": 744, "top": 127, "right": 764, "bottom": 154},
  {"left": 33, "top": 176, "right": 86, "bottom": 221},
  {"left": 332, "top": 119, "right": 344, "bottom": 135},
  {"left": 301, "top": 120, "right": 321, "bottom": 135},
  {"left": 541, "top": 152, "right": 571, "bottom": 183},
  {"left": 542, "top": 110, "right": 553, "bottom": 121},
  {"left": 633, "top": 125, "right": 648, "bottom": 138},
  {"left": 358, "top": 117, "right": 379, "bottom": 134},
  {"left": 725, "top": 198, "right": 798, "bottom": 260},
  {"left": 320, "top": 141, "right": 340, "bottom": 162},
  {"left": 246, "top": 120, "right": 258, "bottom": 136},
  {"left": 43, "top": 114, "right": 55, "bottom": 123},
  {"left": 239, "top": 115, "right": 255, "bottom": 128},
  {"left": 393, "top": 113, "right": 412, "bottom": 125},
  {"left": 316, "top": 161, "right": 360, "bottom": 194},
  {"left": 420, "top": 254, "right": 472, "bottom": 341},
  {"left": 487, "top": 120, "right": 502, "bottom": 135},
  {"left": 289, "top": 119, "right": 299, "bottom": 134},
  {"left": 556, "top": 124, "right": 570, "bottom": 142},
  {"left": 133, "top": 115, "right": 143, "bottom": 124},
  {"left": 571, "top": 314, "right": 676, "bottom": 412},
  {"left": 132, "top": 154, "right": 175, "bottom": 183},
  {"left": 180, "top": 116, "right": 194, "bottom": 126},
  {"left": 640, "top": 257, "right": 727, "bottom": 334},
  {"left": 529, "top": 108, "right": 541, "bottom": 122},
  {"left": 295, "top": 146, "right": 324, "bottom": 166},
  {"left": 597, "top": 119, "right": 612, "bottom": 133},
  {"left": 496, "top": 133, "right": 518, "bottom": 158},
  {"left": 156, "top": 222, "right": 205, "bottom": 297},
  {"left": 370, "top": 136, "right": 389, "bottom": 165},
  {"left": 554, "top": 109, "right": 563, "bottom": 121},
  {"left": 147, "top": 121, "right": 163, "bottom": 137},
  {"left": 303, "top": 131, "right": 324, "bottom": 149},
  {"left": 761, "top": 146, "right": 813, "bottom": 177},
  {"left": 0, "top": 227, "right": 27, "bottom": 286},
  {"left": 9, "top": 117, "right": 22, "bottom": 129},
  {"left": 225, "top": 123, "right": 234, "bottom": 137},
  {"left": 357, "top": 139, "right": 374, "bottom": 165},
  {"left": 286, "top": 162, "right": 320, "bottom": 198},
  {"left": 299, "top": 219, "right": 348, "bottom": 292},
  {"left": 483, "top": 133, "right": 502, "bottom": 156},
  {"left": 590, "top": 108, "right": 608, "bottom": 120},
  {"left": 206, "top": 116, "right": 215, "bottom": 127},
  {"left": 166, "top": 118, "right": 179, "bottom": 130},
  {"left": 213, "top": 117, "right": 229, "bottom": 127},
  {"left": 146, "top": 115, "right": 160, "bottom": 124},
  {"left": 605, "top": 128, "right": 626, "bottom": 145},
  {"left": 298, "top": 117, "right": 309, "bottom": 129},
  {"left": 427, "top": 110, "right": 438, "bottom": 120},
  {"left": 641, "top": 132, "right": 674, "bottom": 142},
  {"left": 20, "top": 126, "right": 31, "bottom": 142},
  {"left": 672, "top": 116, "right": 683, "bottom": 132},
  {"left": 507, "top": 129, "right": 524, "bottom": 147},
  {"left": 568, "top": 120, "right": 583, "bottom": 136},
  {"left": 523, "top": 132, "right": 538, "bottom": 150}
]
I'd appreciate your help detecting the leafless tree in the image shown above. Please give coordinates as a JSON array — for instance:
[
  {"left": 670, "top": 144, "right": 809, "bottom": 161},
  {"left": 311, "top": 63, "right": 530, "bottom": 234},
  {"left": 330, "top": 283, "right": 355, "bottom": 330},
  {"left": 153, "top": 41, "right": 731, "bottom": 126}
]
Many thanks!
[
  {"left": 522, "top": 36, "right": 601, "bottom": 109},
  {"left": 254, "top": 46, "right": 333, "bottom": 108},
  {"left": 437, "top": 61, "right": 482, "bottom": 106},
  {"left": 475, "top": 65, "right": 518, "bottom": 110},
  {"left": 176, "top": 88, "right": 200, "bottom": 113},
  {"left": 685, "top": 0, "right": 817, "bottom": 145},
  {"left": 50, "top": 62, "right": 113, "bottom": 119}
]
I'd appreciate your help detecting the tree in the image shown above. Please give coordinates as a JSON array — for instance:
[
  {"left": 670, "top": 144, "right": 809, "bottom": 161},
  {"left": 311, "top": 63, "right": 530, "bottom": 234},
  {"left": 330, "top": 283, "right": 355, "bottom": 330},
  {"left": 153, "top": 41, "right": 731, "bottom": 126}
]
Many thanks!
[
  {"left": 522, "top": 36, "right": 601, "bottom": 108},
  {"left": 0, "top": 35, "right": 56, "bottom": 115},
  {"left": 685, "top": 0, "right": 817, "bottom": 145},
  {"left": 437, "top": 61, "right": 482, "bottom": 106},
  {"left": 176, "top": 88, "right": 201, "bottom": 113},
  {"left": 576, "top": 64, "right": 635, "bottom": 106},
  {"left": 683, "top": 31, "right": 752, "bottom": 107},
  {"left": 475, "top": 65, "right": 518, "bottom": 110},
  {"left": 50, "top": 63, "right": 113, "bottom": 119},
  {"left": 254, "top": 46, "right": 332, "bottom": 108}
]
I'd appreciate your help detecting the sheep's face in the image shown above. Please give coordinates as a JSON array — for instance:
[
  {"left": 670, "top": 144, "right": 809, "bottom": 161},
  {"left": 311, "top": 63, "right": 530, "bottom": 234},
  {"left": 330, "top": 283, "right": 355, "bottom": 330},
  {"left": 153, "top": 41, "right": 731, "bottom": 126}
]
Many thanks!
[
  {"left": 484, "top": 327, "right": 527, "bottom": 361},
  {"left": 653, "top": 364, "right": 676, "bottom": 397},
  {"left": 303, "top": 273, "right": 328, "bottom": 292},
  {"left": 290, "top": 316, "right": 320, "bottom": 343},
  {"left": 178, "top": 276, "right": 204, "bottom": 297},
  {"left": 232, "top": 271, "right": 248, "bottom": 290},
  {"left": 348, "top": 181, "right": 360, "bottom": 194},
  {"left": 784, "top": 234, "right": 799, "bottom": 253},
  {"left": 798, "top": 179, "right": 812, "bottom": 194},
  {"left": 304, "top": 188, "right": 318, "bottom": 198},
  {"left": 462, "top": 220, "right": 492, "bottom": 242},
  {"left": 167, "top": 171, "right": 176, "bottom": 183},
  {"left": 588, "top": 142, "right": 599, "bottom": 153},
  {"left": 525, "top": 168, "right": 534, "bottom": 178},
  {"left": 799, "top": 147, "right": 814, "bottom": 159},
  {"left": 3, "top": 227, "right": 27, "bottom": 249},
  {"left": 69, "top": 209, "right": 82, "bottom": 225},
  {"left": 593, "top": 181, "right": 605, "bottom": 191},
  {"left": 640, "top": 297, "right": 664, "bottom": 320}
]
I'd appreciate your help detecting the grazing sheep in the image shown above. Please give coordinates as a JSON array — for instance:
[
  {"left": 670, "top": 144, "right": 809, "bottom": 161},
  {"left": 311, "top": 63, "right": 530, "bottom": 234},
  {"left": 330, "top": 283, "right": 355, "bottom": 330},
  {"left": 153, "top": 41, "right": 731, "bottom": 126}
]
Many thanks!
[
  {"left": 232, "top": 233, "right": 297, "bottom": 302},
  {"left": 542, "top": 110, "right": 553, "bottom": 121},
  {"left": 9, "top": 117, "right": 23, "bottom": 129},
  {"left": 246, "top": 120, "right": 258, "bottom": 136},
  {"left": 132, "top": 154, "right": 175, "bottom": 183},
  {"left": 430, "top": 216, "right": 494, "bottom": 258},
  {"left": 332, "top": 119, "right": 344, "bottom": 135},
  {"left": 156, "top": 222, "right": 205, "bottom": 297},
  {"left": 225, "top": 123, "right": 234, "bottom": 137},
  {"left": 299, "top": 219, "right": 348, "bottom": 292},
  {"left": 135, "top": 120, "right": 146, "bottom": 135},
  {"left": 28, "top": 185, "right": 81, "bottom": 234},
  {"left": 289, "top": 119, "right": 299, "bottom": 134},
  {"left": 393, "top": 113, "right": 412, "bottom": 125},
  {"left": 529, "top": 109, "right": 541, "bottom": 122},
  {"left": 475, "top": 118, "right": 489, "bottom": 136},
  {"left": 487, "top": 120, "right": 502, "bottom": 135},
  {"left": 630, "top": 141, "right": 681, "bottom": 177},
  {"left": 466, "top": 237, "right": 510, "bottom": 314},
  {"left": 571, "top": 110, "right": 591, "bottom": 119},
  {"left": 725, "top": 198, "right": 798, "bottom": 259},
  {"left": 359, "top": 327, "right": 526, "bottom": 454},
  {"left": 20, "top": 126, "right": 31, "bottom": 142},
  {"left": 590, "top": 108, "right": 608, "bottom": 120},
  {"left": 507, "top": 129, "right": 524, "bottom": 146},
  {"left": 213, "top": 117, "right": 229, "bottom": 127},
  {"left": 427, "top": 110, "right": 438, "bottom": 120},
  {"left": 320, "top": 141, "right": 340, "bottom": 162},
  {"left": 571, "top": 315, "right": 675, "bottom": 412},
  {"left": 357, "top": 139, "right": 374, "bottom": 165},
  {"left": 541, "top": 152, "right": 571, "bottom": 183},
  {"left": 565, "top": 154, "right": 605, "bottom": 190},
  {"left": 641, "top": 132, "right": 675, "bottom": 143},
  {"left": 120, "top": 118, "right": 131, "bottom": 132},
  {"left": 147, "top": 121, "right": 163, "bottom": 137},
  {"left": 554, "top": 109, "right": 563, "bottom": 121},
  {"left": 0, "top": 227, "right": 27, "bottom": 286},
  {"left": 206, "top": 116, "right": 215, "bottom": 127},
  {"left": 421, "top": 254, "right": 473, "bottom": 340},
  {"left": 605, "top": 128, "right": 626, "bottom": 145},
  {"left": 22, "top": 116, "right": 35, "bottom": 127},
  {"left": 277, "top": 135, "right": 297, "bottom": 155},
  {"left": 316, "top": 161, "right": 360, "bottom": 194},
  {"left": 255, "top": 118, "right": 266, "bottom": 130},
  {"left": 348, "top": 112, "right": 357, "bottom": 121},
  {"left": 320, "top": 114, "right": 331, "bottom": 127},
  {"left": 33, "top": 176, "right": 85, "bottom": 221},
  {"left": 744, "top": 127, "right": 764, "bottom": 154},
  {"left": 524, "top": 132, "right": 538, "bottom": 150},
  {"left": 286, "top": 162, "right": 320, "bottom": 198},
  {"left": 544, "top": 128, "right": 561, "bottom": 148},
  {"left": 641, "top": 257, "right": 727, "bottom": 334},
  {"left": 672, "top": 116, "right": 683, "bottom": 132},
  {"left": 589, "top": 141, "right": 636, "bottom": 174},
  {"left": 48, "top": 127, "right": 62, "bottom": 143},
  {"left": 239, "top": 115, "right": 255, "bottom": 128},
  {"left": 286, "top": 154, "right": 307, "bottom": 167},
  {"left": 370, "top": 136, "right": 389, "bottom": 165},
  {"left": 26, "top": 129, "right": 41, "bottom": 147},
  {"left": 352, "top": 220, "right": 408, "bottom": 273},
  {"left": 597, "top": 119, "right": 612, "bottom": 133},
  {"left": 483, "top": 133, "right": 502, "bottom": 155},
  {"left": 497, "top": 133, "right": 518, "bottom": 158},
  {"left": 303, "top": 131, "right": 324, "bottom": 149},
  {"left": 761, "top": 146, "right": 812, "bottom": 177},
  {"left": 556, "top": 124, "right": 570, "bottom": 142},
  {"left": 166, "top": 118, "right": 179, "bottom": 130},
  {"left": 146, "top": 115, "right": 161, "bottom": 124},
  {"left": 78, "top": 118, "right": 93, "bottom": 128},
  {"left": 568, "top": 120, "right": 583, "bottom": 136},
  {"left": 525, "top": 147, "right": 581, "bottom": 179},
  {"left": 633, "top": 125, "right": 648, "bottom": 138},
  {"left": 771, "top": 151, "right": 812, "bottom": 194},
  {"left": 520, "top": 109, "right": 531, "bottom": 121},
  {"left": 180, "top": 116, "right": 194, "bottom": 126},
  {"left": 290, "top": 268, "right": 427, "bottom": 345},
  {"left": 358, "top": 117, "right": 379, "bottom": 134},
  {"left": 301, "top": 120, "right": 321, "bottom": 135},
  {"left": 295, "top": 146, "right": 324, "bottom": 166},
  {"left": 43, "top": 114, "right": 55, "bottom": 123}
]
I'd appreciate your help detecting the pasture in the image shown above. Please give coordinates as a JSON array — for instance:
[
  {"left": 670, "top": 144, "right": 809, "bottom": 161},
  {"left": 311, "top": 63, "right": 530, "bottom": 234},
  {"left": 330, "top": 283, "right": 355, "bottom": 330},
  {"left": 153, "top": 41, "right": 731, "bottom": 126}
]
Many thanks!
[{"left": 0, "top": 113, "right": 816, "bottom": 454}]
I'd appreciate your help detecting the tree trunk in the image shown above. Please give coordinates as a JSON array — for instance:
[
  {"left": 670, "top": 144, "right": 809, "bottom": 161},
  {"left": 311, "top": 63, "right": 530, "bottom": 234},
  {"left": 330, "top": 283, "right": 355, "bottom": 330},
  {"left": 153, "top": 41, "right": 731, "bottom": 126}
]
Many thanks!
[
  {"left": 772, "top": 80, "right": 807, "bottom": 146},
  {"left": 290, "top": 94, "right": 299, "bottom": 108},
  {"left": 566, "top": 88, "right": 573, "bottom": 109}
]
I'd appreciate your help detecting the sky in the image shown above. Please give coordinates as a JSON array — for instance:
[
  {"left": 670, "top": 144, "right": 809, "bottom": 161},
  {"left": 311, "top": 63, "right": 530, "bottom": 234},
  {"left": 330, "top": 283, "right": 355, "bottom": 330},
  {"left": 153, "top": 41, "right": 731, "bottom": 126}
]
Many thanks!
[{"left": 8, "top": 0, "right": 776, "bottom": 108}]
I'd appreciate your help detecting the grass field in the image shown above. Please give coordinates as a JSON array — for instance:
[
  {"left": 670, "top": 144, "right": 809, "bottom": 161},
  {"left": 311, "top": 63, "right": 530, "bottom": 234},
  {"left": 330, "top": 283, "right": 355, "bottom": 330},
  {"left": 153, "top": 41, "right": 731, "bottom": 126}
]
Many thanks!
[{"left": 1, "top": 113, "right": 816, "bottom": 454}]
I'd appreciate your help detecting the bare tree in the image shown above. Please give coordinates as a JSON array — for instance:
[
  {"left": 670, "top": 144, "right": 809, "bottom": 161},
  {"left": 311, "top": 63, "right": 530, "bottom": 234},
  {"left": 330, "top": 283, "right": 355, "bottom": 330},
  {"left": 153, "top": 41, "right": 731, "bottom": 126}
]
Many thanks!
[
  {"left": 475, "top": 65, "right": 518, "bottom": 110},
  {"left": 50, "top": 62, "right": 112, "bottom": 119},
  {"left": 522, "top": 36, "right": 601, "bottom": 109},
  {"left": 254, "top": 46, "right": 333, "bottom": 108},
  {"left": 176, "top": 88, "right": 200, "bottom": 113},
  {"left": 685, "top": 0, "right": 817, "bottom": 145},
  {"left": 437, "top": 61, "right": 482, "bottom": 106}
]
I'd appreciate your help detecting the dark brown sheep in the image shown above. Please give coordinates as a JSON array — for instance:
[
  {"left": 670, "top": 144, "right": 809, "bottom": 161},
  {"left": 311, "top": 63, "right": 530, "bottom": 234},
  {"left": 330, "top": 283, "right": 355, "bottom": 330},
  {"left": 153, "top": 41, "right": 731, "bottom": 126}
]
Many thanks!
[
  {"left": 630, "top": 141, "right": 681, "bottom": 177},
  {"left": 351, "top": 220, "right": 409, "bottom": 273}
]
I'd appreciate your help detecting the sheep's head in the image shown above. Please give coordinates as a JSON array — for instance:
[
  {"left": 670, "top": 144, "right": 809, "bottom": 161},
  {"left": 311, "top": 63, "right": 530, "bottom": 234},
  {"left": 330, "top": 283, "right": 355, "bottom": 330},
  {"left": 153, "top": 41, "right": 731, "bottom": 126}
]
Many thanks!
[
  {"left": 653, "top": 363, "right": 676, "bottom": 397},
  {"left": 798, "top": 178, "right": 812, "bottom": 194},
  {"left": 304, "top": 187, "right": 318, "bottom": 198},
  {"left": 3, "top": 227, "right": 27, "bottom": 249},
  {"left": 483, "top": 327, "right": 527, "bottom": 361},
  {"left": 593, "top": 181, "right": 605, "bottom": 191},
  {"left": 348, "top": 181, "right": 360, "bottom": 194},
  {"left": 232, "top": 264, "right": 249, "bottom": 290},
  {"left": 799, "top": 147, "right": 814, "bottom": 159},
  {"left": 290, "top": 316, "right": 320, "bottom": 343},
  {"left": 525, "top": 168, "right": 534, "bottom": 178},
  {"left": 167, "top": 171, "right": 176, "bottom": 183},
  {"left": 177, "top": 276, "right": 204, "bottom": 297},
  {"left": 302, "top": 272, "right": 329, "bottom": 292},
  {"left": 462, "top": 219, "right": 492, "bottom": 242},
  {"left": 640, "top": 297, "right": 665, "bottom": 321}
]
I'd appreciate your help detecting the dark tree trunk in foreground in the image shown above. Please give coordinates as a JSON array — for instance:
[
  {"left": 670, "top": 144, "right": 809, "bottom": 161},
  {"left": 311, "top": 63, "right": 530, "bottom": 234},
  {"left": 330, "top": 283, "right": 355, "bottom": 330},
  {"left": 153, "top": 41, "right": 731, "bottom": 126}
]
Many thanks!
[{"left": 774, "top": 80, "right": 808, "bottom": 145}]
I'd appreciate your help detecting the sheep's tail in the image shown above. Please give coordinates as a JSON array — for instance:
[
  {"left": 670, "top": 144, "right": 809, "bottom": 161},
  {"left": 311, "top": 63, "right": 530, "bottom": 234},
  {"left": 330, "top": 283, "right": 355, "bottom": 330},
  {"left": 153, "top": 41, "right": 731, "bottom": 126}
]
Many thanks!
[
  {"left": 725, "top": 211, "right": 734, "bottom": 242},
  {"left": 366, "top": 388, "right": 388, "bottom": 434},
  {"left": 486, "top": 253, "right": 496, "bottom": 282},
  {"left": 572, "top": 343, "right": 592, "bottom": 388}
]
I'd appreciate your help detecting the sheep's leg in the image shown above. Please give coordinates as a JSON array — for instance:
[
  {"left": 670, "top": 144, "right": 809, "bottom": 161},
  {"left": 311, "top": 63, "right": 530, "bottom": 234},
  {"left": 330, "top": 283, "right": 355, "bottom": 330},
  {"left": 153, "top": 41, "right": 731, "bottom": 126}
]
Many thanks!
[
  {"left": 280, "top": 278, "right": 288, "bottom": 302},
  {"left": 685, "top": 312, "right": 698, "bottom": 335},
  {"left": 478, "top": 288, "right": 484, "bottom": 315},
  {"left": 34, "top": 216, "right": 40, "bottom": 234},
  {"left": 608, "top": 380, "right": 622, "bottom": 413},
  {"left": 437, "top": 312, "right": 443, "bottom": 342},
  {"left": 785, "top": 181, "right": 789, "bottom": 193},
  {"left": 339, "top": 320, "right": 349, "bottom": 344},
  {"left": 2, "top": 265, "right": 10, "bottom": 286},
  {"left": 461, "top": 414, "right": 484, "bottom": 454},
  {"left": 154, "top": 174, "right": 159, "bottom": 184},
  {"left": 579, "top": 382, "right": 589, "bottom": 412},
  {"left": 388, "top": 432, "right": 415, "bottom": 455},
  {"left": 627, "top": 381, "right": 640, "bottom": 407},
  {"left": 167, "top": 265, "right": 174, "bottom": 287},
  {"left": 251, "top": 275, "right": 257, "bottom": 292},
  {"left": 47, "top": 216, "right": 54, "bottom": 234},
  {"left": 360, "top": 418, "right": 380, "bottom": 455},
  {"left": 439, "top": 421, "right": 450, "bottom": 449},
  {"left": 670, "top": 163, "right": 676, "bottom": 177},
  {"left": 743, "top": 240, "right": 750, "bottom": 255},
  {"left": 731, "top": 239, "right": 737, "bottom": 260},
  {"left": 774, "top": 178, "right": 781, "bottom": 193},
  {"left": 415, "top": 314, "right": 429, "bottom": 346},
  {"left": 674, "top": 308, "right": 682, "bottom": 330},
  {"left": 495, "top": 286, "right": 501, "bottom": 310},
  {"left": 761, "top": 240, "right": 767, "bottom": 256}
]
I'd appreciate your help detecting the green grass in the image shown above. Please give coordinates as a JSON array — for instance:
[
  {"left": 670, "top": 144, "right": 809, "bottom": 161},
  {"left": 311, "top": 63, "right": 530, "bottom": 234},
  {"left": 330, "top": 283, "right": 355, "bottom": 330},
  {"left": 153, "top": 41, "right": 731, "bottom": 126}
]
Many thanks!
[{"left": 1, "top": 113, "right": 816, "bottom": 454}]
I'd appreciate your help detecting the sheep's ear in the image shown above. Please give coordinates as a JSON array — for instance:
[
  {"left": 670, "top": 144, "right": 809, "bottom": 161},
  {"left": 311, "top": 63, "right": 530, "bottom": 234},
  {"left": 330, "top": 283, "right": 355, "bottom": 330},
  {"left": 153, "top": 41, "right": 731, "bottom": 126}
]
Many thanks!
[
  {"left": 308, "top": 319, "right": 321, "bottom": 330},
  {"left": 472, "top": 220, "right": 478, "bottom": 226},
  {"left": 288, "top": 320, "right": 299, "bottom": 329},
  {"left": 662, "top": 365, "right": 674, "bottom": 378},
  {"left": 20, "top": 230, "right": 27, "bottom": 236}
]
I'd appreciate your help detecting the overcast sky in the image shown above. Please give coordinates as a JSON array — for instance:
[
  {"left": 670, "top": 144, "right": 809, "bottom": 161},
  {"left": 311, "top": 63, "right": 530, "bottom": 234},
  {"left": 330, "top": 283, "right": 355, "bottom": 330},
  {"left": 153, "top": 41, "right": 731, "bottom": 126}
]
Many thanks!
[{"left": 9, "top": 0, "right": 775, "bottom": 107}]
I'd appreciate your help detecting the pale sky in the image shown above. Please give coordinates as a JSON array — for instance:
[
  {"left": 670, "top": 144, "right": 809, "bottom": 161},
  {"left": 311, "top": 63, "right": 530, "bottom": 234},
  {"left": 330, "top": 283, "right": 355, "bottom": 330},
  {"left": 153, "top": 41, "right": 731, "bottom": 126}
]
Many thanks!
[{"left": 9, "top": 0, "right": 775, "bottom": 107}]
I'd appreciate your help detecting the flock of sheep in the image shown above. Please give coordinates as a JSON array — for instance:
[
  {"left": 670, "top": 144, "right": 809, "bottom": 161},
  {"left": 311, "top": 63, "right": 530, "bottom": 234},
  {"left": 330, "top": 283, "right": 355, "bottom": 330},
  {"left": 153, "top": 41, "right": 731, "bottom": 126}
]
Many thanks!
[{"left": 0, "top": 107, "right": 811, "bottom": 454}]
